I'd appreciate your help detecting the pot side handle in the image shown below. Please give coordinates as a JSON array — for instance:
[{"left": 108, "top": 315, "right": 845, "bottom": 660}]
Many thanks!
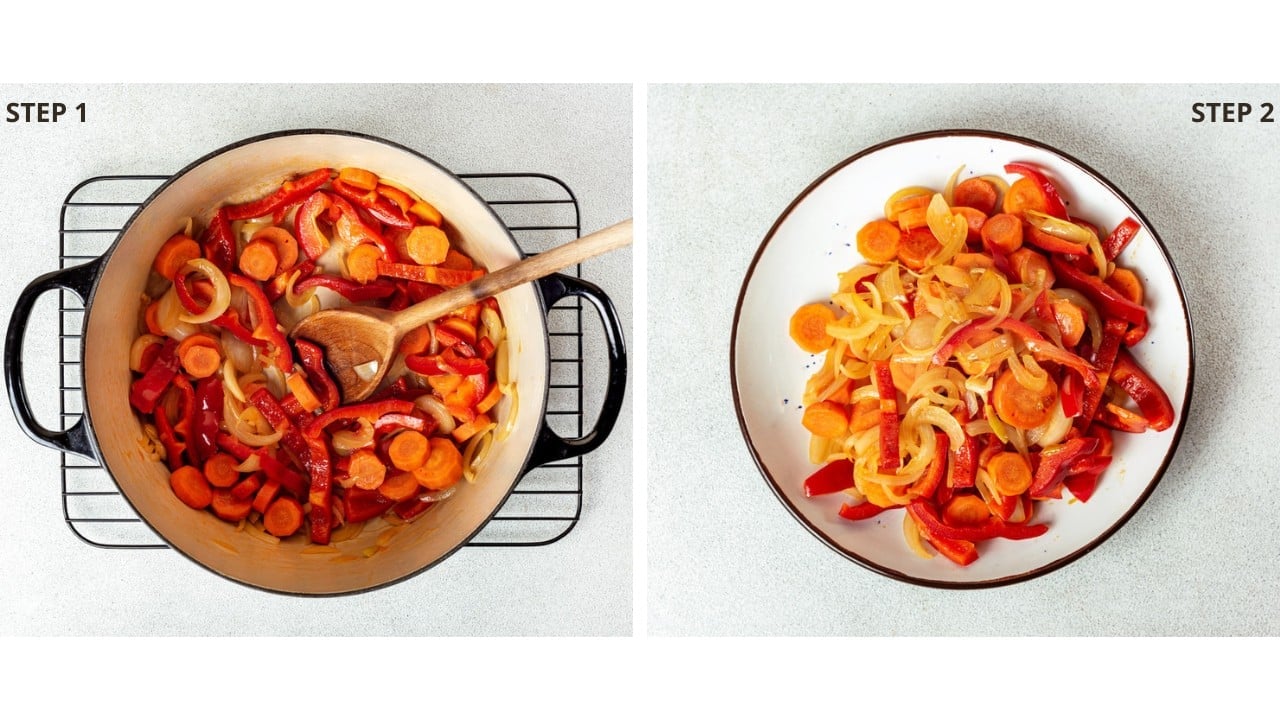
[
  {"left": 4, "top": 259, "right": 102, "bottom": 460},
  {"left": 525, "top": 273, "right": 628, "bottom": 469}
]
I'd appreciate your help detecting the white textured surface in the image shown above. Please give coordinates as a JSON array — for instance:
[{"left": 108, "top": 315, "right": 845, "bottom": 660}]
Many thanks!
[
  {"left": 648, "top": 84, "right": 1279, "bottom": 636},
  {"left": 0, "top": 84, "right": 632, "bottom": 636}
]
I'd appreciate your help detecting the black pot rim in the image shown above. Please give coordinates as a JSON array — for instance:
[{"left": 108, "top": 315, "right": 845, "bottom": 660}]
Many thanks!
[
  {"left": 80, "top": 128, "right": 552, "bottom": 597},
  {"left": 729, "top": 128, "right": 1196, "bottom": 590}
]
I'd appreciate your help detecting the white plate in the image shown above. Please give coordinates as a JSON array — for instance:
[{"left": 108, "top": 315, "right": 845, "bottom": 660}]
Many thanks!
[{"left": 731, "top": 130, "right": 1194, "bottom": 587}]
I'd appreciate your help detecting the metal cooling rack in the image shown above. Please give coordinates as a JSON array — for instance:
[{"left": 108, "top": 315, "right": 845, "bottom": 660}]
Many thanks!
[{"left": 55, "top": 172, "right": 586, "bottom": 549}]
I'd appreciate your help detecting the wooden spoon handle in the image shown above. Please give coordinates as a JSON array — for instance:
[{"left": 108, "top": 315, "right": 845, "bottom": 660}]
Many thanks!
[{"left": 389, "top": 218, "right": 633, "bottom": 335}]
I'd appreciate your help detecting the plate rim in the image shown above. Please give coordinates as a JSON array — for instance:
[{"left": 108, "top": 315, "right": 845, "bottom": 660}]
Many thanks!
[{"left": 729, "top": 128, "right": 1197, "bottom": 589}]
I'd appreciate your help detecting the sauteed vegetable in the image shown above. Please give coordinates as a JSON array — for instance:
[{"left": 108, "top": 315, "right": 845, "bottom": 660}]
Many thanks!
[
  {"left": 130, "top": 167, "right": 511, "bottom": 546},
  {"left": 790, "top": 163, "right": 1173, "bottom": 566}
]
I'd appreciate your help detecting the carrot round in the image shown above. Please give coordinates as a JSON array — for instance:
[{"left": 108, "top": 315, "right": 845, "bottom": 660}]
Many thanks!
[
  {"left": 856, "top": 219, "right": 901, "bottom": 264},
  {"left": 398, "top": 325, "right": 433, "bottom": 356},
  {"left": 238, "top": 238, "right": 281, "bottom": 282},
  {"left": 379, "top": 470, "right": 421, "bottom": 501},
  {"left": 1009, "top": 248, "right": 1055, "bottom": 287},
  {"left": 203, "top": 453, "right": 241, "bottom": 488},
  {"left": 992, "top": 368, "right": 1058, "bottom": 430},
  {"left": 953, "top": 178, "right": 999, "bottom": 215},
  {"left": 251, "top": 226, "right": 299, "bottom": 272},
  {"left": 802, "top": 400, "right": 849, "bottom": 439},
  {"left": 987, "top": 451, "right": 1033, "bottom": 496},
  {"left": 951, "top": 206, "right": 987, "bottom": 244},
  {"left": 896, "top": 227, "right": 941, "bottom": 271},
  {"left": 388, "top": 430, "right": 431, "bottom": 471},
  {"left": 789, "top": 303, "right": 836, "bottom": 353},
  {"left": 1002, "top": 177, "right": 1049, "bottom": 216},
  {"left": 848, "top": 398, "right": 881, "bottom": 433},
  {"left": 404, "top": 225, "right": 451, "bottom": 266},
  {"left": 349, "top": 448, "right": 388, "bottom": 490},
  {"left": 980, "top": 213, "right": 1024, "bottom": 254},
  {"left": 178, "top": 334, "right": 222, "bottom": 379},
  {"left": 440, "top": 248, "right": 474, "bottom": 271},
  {"left": 263, "top": 496, "right": 304, "bottom": 537},
  {"left": 1052, "top": 300, "right": 1087, "bottom": 347},
  {"left": 346, "top": 243, "right": 383, "bottom": 284},
  {"left": 153, "top": 234, "right": 201, "bottom": 281},
  {"left": 170, "top": 466, "right": 213, "bottom": 509},
  {"left": 413, "top": 437, "right": 463, "bottom": 490},
  {"left": 211, "top": 489, "right": 253, "bottom": 522},
  {"left": 251, "top": 479, "right": 281, "bottom": 515},
  {"left": 144, "top": 301, "right": 165, "bottom": 336},
  {"left": 942, "top": 494, "right": 991, "bottom": 526}
]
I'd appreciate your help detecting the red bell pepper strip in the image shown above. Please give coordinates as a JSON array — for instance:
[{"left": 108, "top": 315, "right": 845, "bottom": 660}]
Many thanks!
[
  {"left": 1077, "top": 318, "right": 1128, "bottom": 430},
  {"left": 873, "top": 361, "right": 899, "bottom": 472},
  {"left": 1061, "top": 367, "right": 1084, "bottom": 418},
  {"left": 215, "top": 432, "right": 254, "bottom": 461},
  {"left": 932, "top": 319, "right": 991, "bottom": 366},
  {"left": 1050, "top": 256, "right": 1148, "bottom": 326},
  {"left": 224, "top": 168, "right": 332, "bottom": 222},
  {"left": 838, "top": 501, "right": 888, "bottom": 521},
  {"left": 1033, "top": 290, "right": 1056, "bottom": 327},
  {"left": 252, "top": 448, "right": 308, "bottom": 499},
  {"left": 441, "top": 344, "right": 488, "bottom": 376},
  {"left": 344, "top": 485, "right": 396, "bottom": 523},
  {"left": 1103, "top": 217, "right": 1141, "bottom": 261},
  {"left": 405, "top": 352, "right": 450, "bottom": 376},
  {"left": 201, "top": 209, "right": 236, "bottom": 273},
  {"left": 911, "top": 432, "right": 949, "bottom": 498},
  {"left": 377, "top": 261, "right": 484, "bottom": 287},
  {"left": 294, "top": 339, "right": 340, "bottom": 412},
  {"left": 908, "top": 500, "right": 1048, "bottom": 543},
  {"left": 173, "top": 270, "right": 208, "bottom": 315},
  {"left": 331, "top": 178, "right": 414, "bottom": 230},
  {"left": 905, "top": 502, "right": 979, "bottom": 566},
  {"left": 306, "top": 433, "right": 333, "bottom": 544},
  {"left": 1096, "top": 402, "right": 1150, "bottom": 433},
  {"left": 1029, "top": 437, "right": 1100, "bottom": 499},
  {"left": 996, "top": 318, "right": 1100, "bottom": 394},
  {"left": 189, "top": 377, "right": 223, "bottom": 466},
  {"left": 226, "top": 273, "right": 292, "bottom": 374},
  {"left": 394, "top": 497, "right": 437, "bottom": 522},
  {"left": 294, "top": 274, "right": 398, "bottom": 302},
  {"left": 802, "top": 459, "right": 855, "bottom": 497},
  {"left": 154, "top": 402, "right": 186, "bottom": 471},
  {"left": 1004, "top": 162, "right": 1069, "bottom": 220},
  {"left": 373, "top": 412, "right": 429, "bottom": 433},
  {"left": 247, "top": 388, "right": 313, "bottom": 472},
  {"left": 1063, "top": 471, "right": 1101, "bottom": 503},
  {"left": 230, "top": 474, "right": 262, "bottom": 502},
  {"left": 171, "top": 374, "right": 197, "bottom": 438},
  {"left": 1110, "top": 350, "right": 1175, "bottom": 431},
  {"left": 295, "top": 191, "right": 333, "bottom": 261},
  {"left": 129, "top": 339, "right": 180, "bottom": 414},
  {"left": 211, "top": 308, "right": 268, "bottom": 347},
  {"left": 303, "top": 399, "right": 417, "bottom": 438},
  {"left": 329, "top": 194, "right": 402, "bottom": 263}
]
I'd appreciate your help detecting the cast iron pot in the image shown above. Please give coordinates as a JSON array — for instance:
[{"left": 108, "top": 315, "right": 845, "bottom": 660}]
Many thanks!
[{"left": 5, "top": 129, "right": 627, "bottom": 595}]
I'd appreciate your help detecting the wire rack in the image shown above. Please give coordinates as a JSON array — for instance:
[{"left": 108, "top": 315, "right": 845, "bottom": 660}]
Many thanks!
[{"left": 55, "top": 172, "right": 587, "bottom": 549}]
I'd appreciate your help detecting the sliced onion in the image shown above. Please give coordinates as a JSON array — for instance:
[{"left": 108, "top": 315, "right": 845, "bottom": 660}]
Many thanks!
[
  {"left": 1024, "top": 210, "right": 1093, "bottom": 245},
  {"left": 884, "top": 186, "right": 934, "bottom": 223},
  {"left": 222, "top": 358, "right": 247, "bottom": 403},
  {"left": 283, "top": 268, "right": 317, "bottom": 308},
  {"left": 1026, "top": 395, "right": 1071, "bottom": 448},
  {"left": 177, "top": 258, "right": 232, "bottom": 324},
  {"left": 497, "top": 382, "right": 518, "bottom": 442},
  {"left": 129, "top": 334, "right": 164, "bottom": 373},
  {"left": 263, "top": 364, "right": 288, "bottom": 399},
  {"left": 1007, "top": 352, "right": 1049, "bottom": 392},
  {"left": 480, "top": 306, "right": 505, "bottom": 346},
  {"left": 495, "top": 339, "right": 510, "bottom": 388},
  {"left": 353, "top": 360, "right": 381, "bottom": 382},
  {"left": 332, "top": 418, "right": 374, "bottom": 456},
  {"left": 235, "top": 454, "right": 263, "bottom": 473},
  {"left": 903, "top": 512, "right": 936, "bottom": 559},
  {"left": 942, "top": 165, "right": 965, "bottom": 207},
  {"left": 462, "top": 426, "right": 495, "bottom": 483},
  {"left": 418, "top": 486, "right": 457, "bottom": 503},
  {"left": 925, "top": 193, "right": 968, "bottom": 265},
  {"left": 837, "top": 264, "right": 880, "bottom": 292},
  {"left": 414, "top": 395, "right": 456, "bottom": 435},
  {"left": 155, "top": 285, "right": 200, "bottom": 341},
  {"left": 220, "top": 331, "right": 256, "bottom": 374},
  {"left": 227, "top": 406, "right": 283, "bottom": 447}
]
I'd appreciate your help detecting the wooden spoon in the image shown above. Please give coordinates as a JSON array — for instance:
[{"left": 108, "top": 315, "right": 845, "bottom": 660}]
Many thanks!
[{"left": 291, "top": 218, "right": 632, "bottom": 403}]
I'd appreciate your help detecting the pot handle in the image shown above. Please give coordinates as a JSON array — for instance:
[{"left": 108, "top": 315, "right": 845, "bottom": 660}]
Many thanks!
[
  {"left": 5, "top": 259, "right": 102, "bottom": 460},
  {"left": 525, "top": 273, "right": 628, "bottom": 469}
]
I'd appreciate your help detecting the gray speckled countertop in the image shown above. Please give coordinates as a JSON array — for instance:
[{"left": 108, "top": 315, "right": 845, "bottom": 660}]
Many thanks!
[
  {"left": 647, "top": 84, "right": 1279, "bottom": 636},
  {"left": 0, "top": 84, "right": 632, "bottom": 636}
]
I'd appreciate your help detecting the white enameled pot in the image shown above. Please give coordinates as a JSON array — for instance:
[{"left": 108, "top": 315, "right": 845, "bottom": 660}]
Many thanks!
[{"left": 6, "top": 130, "right": 627, "bottom": 595}]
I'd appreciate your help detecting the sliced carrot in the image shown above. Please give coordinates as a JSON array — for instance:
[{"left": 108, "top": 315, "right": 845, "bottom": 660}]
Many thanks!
[
  {"left": 230, "top": 473, "right": 262, "bottom": 502},
  {"left": 1009, "top": 248, "right": 1055, "bottom": 287},
  {"left": 346, "top": 243, "right": 383, "bottom": 284},
  {"left": 439, "top": 248, "right": 473, "bottom": 271},
  {"left": 250, "top": 226, "right": 299, "bottom": 273},
  {"left": 789, "top": 303, "right": 836, "bottom": 353},
  {"left": 203, "top": 453, "right": 241, "bottom": 489},
  {"left": 896, "top": 206, "right": 929, "bottom": 231},
  {"left": 349, "top": 448, "right": 388, "bottom": 490},
  {"left": 1052, "top": 300, "right": 1087, "bottom": 347},
  {"left": 170, "top": 466, "right": 213, "bottom": 509},
  {"left": 896, "top": 227, "right": 941, "bottom": 271},
  {"left": 953, "top": 178, "right": 998, "bottom": 216},
  {"left": 379, "top": 470, "right": 421, "bottom": 501},
  {"left": 388, "top": 430, "right": 431, "bottom": 471},
  {"left": 409, "top": 200, "right": 444, "bottom": 227},
  {"left": 855, "top": 219, "right": 901, "bottom": 264},
  {"left": 951, "top": 206, "right": 987, "bottom": 243},
  {"left": 475, "top": 383, "right": 504, "bottom": 414},
  {"left": 153, "top": 234, "right": 201, "bottom": 281},
  {"left": 263, "top": 496, "right": 304, "bottom": 537},
  {"left": 399, "top": 325, "right": 433, "bottom": 356},
  {"left": 952, "top": 252, "right": 995, "bottom": 271},
  {"left": 1106, "top": 267, "right": 1144, "bottom": 304},
  {"left": 889, "top": 194, "right": 932, "bottom": 221},
  {"left": 452, "top": 413, "right": 493, "bottom": 443},
  {"left": 287, "top": 373, "right": 321, "bottom": 413},
  {"left": 942, "top": 494, "right": 992, "bottom": 526},
  {"left": 413, "top": 437, "right": 463, "bottom": 490},
  {"left": 338, "top": 167, "right": 379, "bottom": 191},
  {"left": 144, "top": 301, "right": 165, "bottom": 336},
  {"left": 177, "top": 334, "right": 222, "bottom": 379},
  {"left": 991, "top": 368, "right": 1058, "bottom": 430},
  {"left": 802, "top": 401, "right": 849, "bottom": 439},
  {"left": 211, "top": 489, "right": 253, "bottom": 522},
  {"left": 1002, "top": 177, "right": 1048, "bottom": 216},
  {"left": 987, "top": 451, "right": 1033, "bottom": 496},
  {"left": 238, "top": 238, "right": 280, "bottom": 282},
  {"left": 251, "top": 479, "right": 281, "bottom": 515},
  {"left": 980, "top": 213, "right": 1023, "bottom": 254},
  {"left": 849, "top": 398, "right": 881, "bottom": 433},
  {"left": 427, "top": 374, "right": 464, "bottom": 396},
  {"left": 403, "top": 226, "right": 450, "bottom": 266}
]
